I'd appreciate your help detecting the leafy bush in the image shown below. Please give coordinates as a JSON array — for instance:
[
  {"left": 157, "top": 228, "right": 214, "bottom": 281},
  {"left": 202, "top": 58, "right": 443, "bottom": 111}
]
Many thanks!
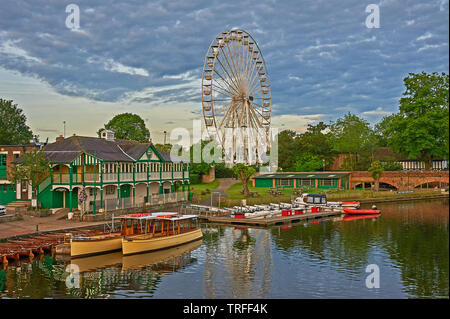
[
  {"left": 215, "top": 163, "right": 234, "bottom": 178},
  {"left": 189, "top": 173, "right": 201, "bottom": 184}
]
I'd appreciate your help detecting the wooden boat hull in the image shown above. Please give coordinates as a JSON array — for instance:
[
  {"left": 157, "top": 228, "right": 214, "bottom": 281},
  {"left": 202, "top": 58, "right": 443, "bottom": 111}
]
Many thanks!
[
  {"left": 122, "top": 229, "right": 203, "bottom": 256},
  {"left": 70, "top": 234, "right": 122, "bottom": 258},
  {"left": 343, "top": 208, "right": 381, "bottom": 215}
]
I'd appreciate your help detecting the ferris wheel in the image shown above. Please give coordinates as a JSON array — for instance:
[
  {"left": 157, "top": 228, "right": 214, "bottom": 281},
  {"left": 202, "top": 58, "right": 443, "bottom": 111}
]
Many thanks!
[{"left": 201, "top": 29, "right": 271, "bottom": 164}]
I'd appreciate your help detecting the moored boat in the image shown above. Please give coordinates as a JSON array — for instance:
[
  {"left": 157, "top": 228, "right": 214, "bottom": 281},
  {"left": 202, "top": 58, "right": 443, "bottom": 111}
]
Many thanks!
[
  {"left": 70, "top": 213, "right": 154, "bottom": 258},
  {"left": 121, "top": 213, "right": 203, "bottom": 256},
  {"left": 70, "top": 232, "right": 123, "bottom": 258}
]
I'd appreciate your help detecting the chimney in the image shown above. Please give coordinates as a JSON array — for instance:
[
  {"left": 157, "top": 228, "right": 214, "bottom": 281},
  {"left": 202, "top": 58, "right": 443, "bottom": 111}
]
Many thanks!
[
  {"left": 101, "top": 129, "right": 115, "bottom": 141},
  {"left": 56, "top": 135, "right": 64, "bottom": 142}
]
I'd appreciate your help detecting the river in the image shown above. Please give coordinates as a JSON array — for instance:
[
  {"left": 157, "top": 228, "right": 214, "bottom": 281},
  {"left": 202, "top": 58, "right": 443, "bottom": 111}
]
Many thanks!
[{"left": 0, "top": 199, "right": 448, "bottom": 299}]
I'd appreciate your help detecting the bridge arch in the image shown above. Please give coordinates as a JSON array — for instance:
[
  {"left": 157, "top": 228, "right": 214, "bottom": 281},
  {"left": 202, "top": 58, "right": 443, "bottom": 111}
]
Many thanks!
[{"left": 378, "top": 179, "right": 400, "bottom": 190}]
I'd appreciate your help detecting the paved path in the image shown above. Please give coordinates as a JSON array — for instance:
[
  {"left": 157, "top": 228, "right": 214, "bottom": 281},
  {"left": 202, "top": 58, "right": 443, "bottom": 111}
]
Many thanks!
[
  {"left": 200, "top": 178, "right": 240, "bottom": 206},
  {"left": 0, "top": 210, "right": 106, "bottom": 239}
]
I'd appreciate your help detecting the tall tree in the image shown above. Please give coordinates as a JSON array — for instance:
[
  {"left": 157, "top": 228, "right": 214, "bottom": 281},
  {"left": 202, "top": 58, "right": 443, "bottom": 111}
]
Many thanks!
[
  {"left": 277, "top": 130, "right": 298, "bottom": 171},
  {"left": 329, "top": 113, "right": 375, "bottom": 170},
  {"left": 379, "top": 72, "right": 449, "bottom": 170},
  {"left": 296, "top": 122, "right": 335, "bottom": 171},
  {"left": 98, "top": 113, "right": 150, "bottom": 142},
  {"left": 0, "top": 99, "right": 33, "bottom": 145}
]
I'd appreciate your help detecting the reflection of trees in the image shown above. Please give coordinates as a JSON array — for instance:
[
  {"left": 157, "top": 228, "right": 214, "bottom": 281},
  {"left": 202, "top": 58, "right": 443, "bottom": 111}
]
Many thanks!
[
  {"left": 269, "top": 199, "right": 449, "bottom": 298},
  {"left": 1, "top": 250, "right": 198, "bottom": 298},
  {"left": 202, "top": 224, "right": 224, "bottom": 298},
  {"left": 202, "top": 226, "right": 273, "bottom": 298},
  {"left": 271, "top": 219, "right": 378, "bottom": 272},
  {"left": 227, "top": 228, "right": 272, "bottom": 298},
  {"left": 377, "top": 200, "right": 449, "bottom": 298}
]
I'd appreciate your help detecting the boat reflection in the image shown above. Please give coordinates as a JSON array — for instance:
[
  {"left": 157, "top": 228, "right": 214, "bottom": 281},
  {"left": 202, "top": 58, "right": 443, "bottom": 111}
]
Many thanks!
[
  {"left": 71, "top": 251, "right": 123, "bottom": 273},
  {"left": 69, "top": 239, "right": 202, "bottom": 274},
  {"left": 343, "top": 214, "right": 381, "bottom": 222},
  {"left": 122, "top": 239, "right": 202, "bottom": 272}
]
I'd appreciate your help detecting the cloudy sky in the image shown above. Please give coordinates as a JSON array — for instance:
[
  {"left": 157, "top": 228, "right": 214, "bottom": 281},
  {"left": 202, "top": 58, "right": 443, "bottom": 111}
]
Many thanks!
[{"left": 0, "top": 0, "right": 448, "bottom": 145}]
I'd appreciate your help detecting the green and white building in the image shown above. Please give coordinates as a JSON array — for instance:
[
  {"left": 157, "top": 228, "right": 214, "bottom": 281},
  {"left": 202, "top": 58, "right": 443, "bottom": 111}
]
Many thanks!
[
  {"left": 252, "top": 172, "right": 351, "bottom": 190},
  {"left": 31, "top": 131, "right": 190, "bottom": 212}
]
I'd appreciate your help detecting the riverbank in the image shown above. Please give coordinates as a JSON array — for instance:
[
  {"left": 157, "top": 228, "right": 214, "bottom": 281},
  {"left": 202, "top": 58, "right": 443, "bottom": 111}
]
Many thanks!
[{"left": 221, "top": 182, "right": 449, "bottom": 207}]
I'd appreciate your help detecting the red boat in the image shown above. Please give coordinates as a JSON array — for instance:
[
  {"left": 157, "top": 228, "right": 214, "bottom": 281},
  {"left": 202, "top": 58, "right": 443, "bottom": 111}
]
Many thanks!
[{"left": 343, "top": 208, "right": 381, "bottom": 215}]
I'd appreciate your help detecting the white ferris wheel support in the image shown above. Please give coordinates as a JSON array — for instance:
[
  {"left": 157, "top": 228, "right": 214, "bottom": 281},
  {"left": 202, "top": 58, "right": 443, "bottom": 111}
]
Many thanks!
[{"left": 201, "top": 29, "right": 271, "bottom": 165}]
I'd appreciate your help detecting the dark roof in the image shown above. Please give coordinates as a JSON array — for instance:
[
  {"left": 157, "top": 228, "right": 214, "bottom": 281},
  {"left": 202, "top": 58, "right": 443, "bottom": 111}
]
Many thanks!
[
  {"left": 42, "top": 136, "right": 133, "bottom": 162},
  {"left": 156, "top": 149, "right": 188, "bottom": 163},
  {"left": 254, "top": 172, "right": 350, "bottom": 179},
  {"left": 117, "top": 142, "right": 150, "bottom": 160},
  {"left": 38, "top": 135, "right": 185, "bottom": 163}
]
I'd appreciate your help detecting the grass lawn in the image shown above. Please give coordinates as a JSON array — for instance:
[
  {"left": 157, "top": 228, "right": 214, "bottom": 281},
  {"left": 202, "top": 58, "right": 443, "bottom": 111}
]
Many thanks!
[
  {"left": 190, "top": 180, "right": 220, "bottom": 202},
  {"left": 221, "top": 181, "right": 441, "bottom": 207}
]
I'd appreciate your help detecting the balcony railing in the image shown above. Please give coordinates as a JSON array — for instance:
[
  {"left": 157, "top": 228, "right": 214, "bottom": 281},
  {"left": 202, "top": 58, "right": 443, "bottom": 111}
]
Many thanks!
[
  {"left": 52, "top": 173, "right": 82, "bottom": 184},
  {"left": 52, "top": 171, "right": 187, "bottom": 184}
]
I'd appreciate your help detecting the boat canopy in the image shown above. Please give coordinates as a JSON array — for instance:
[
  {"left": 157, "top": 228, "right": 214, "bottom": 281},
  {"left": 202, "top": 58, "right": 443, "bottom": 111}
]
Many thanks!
[{"left": 117, "top": 212, "right": 198, "bottom": 221}]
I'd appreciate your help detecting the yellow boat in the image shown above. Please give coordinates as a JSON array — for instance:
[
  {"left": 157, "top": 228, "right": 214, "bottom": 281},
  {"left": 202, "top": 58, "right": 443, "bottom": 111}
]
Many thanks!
[
  {"left": 70, "top": 213, "right": 155, "bottom": 258},
  {"left": 70, "top": 233, "right": 123, "bottom": 258},
  {"left": 121, "top": 213, "right": 203, "bottom": 256}
]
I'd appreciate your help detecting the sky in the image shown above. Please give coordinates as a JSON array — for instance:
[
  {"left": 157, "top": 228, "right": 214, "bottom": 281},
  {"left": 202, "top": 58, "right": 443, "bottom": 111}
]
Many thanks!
[{"left": 0, "top": 0, "right": 448, "bottom": 146}]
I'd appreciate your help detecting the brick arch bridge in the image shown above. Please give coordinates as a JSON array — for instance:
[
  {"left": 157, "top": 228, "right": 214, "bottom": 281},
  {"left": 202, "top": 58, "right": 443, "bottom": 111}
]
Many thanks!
[{"left": 350, "top": 171, "right": 449, "bottom": 190}]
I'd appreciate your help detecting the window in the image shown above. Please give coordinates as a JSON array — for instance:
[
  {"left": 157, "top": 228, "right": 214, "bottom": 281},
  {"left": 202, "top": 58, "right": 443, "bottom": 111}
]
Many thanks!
[
  {"left": 321, "top": 179, "right": 334, "bottom": 186},
  {"left": 299, "top": 179, "right": 313, "bottom": 186},
  {"left": 278, "top": 179, "right": 292, "bottom": 186}
]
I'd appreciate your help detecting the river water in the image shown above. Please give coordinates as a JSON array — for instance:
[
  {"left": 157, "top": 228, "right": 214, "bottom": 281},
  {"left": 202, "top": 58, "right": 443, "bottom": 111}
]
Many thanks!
[{"left": 0, "top": 199, "right": 448, "bottom": 299}]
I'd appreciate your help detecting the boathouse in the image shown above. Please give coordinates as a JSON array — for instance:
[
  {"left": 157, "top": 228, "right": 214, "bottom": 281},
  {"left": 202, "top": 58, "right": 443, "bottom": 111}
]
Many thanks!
[
  {"left": 7, "top": 132, "right": 190, "bottom": 212},
  {"left": 252, "top": 172, "right": 351, "bottom": 190}
]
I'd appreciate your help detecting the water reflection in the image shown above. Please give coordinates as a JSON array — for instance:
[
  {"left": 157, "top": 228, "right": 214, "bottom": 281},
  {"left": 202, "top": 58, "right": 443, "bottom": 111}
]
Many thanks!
[
  {"left": 1, "top": 240, "right": 201, "bottom": 299},
  {"left": 0, "top": 199, "right": 448, "bottom": 298}
]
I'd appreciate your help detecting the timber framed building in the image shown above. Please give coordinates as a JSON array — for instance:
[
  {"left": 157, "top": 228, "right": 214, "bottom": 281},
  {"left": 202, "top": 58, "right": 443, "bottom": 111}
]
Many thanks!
[{"left": 32, "top": 133, "right": 190, "bottom": 213}]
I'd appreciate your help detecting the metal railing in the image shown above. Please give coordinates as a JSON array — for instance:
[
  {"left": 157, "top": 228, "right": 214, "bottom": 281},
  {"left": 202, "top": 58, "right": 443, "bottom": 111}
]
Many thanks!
[{"left": 86, "top": 191, "right": 189, "bottom": 213}]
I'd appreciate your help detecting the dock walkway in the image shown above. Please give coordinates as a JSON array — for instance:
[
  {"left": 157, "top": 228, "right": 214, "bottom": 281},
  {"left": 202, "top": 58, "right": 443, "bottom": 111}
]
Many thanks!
[{"left": 198, "top": 210, "right": 344, "bottom": 226}]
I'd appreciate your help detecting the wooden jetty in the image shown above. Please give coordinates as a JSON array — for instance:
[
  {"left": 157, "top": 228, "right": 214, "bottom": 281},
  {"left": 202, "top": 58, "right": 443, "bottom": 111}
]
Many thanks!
[
  {"left": 0, "top": 229, "right": 107, "bottom": 265},
  {"left": 198, "top": 210, "right": 344, "bottom": 227}
]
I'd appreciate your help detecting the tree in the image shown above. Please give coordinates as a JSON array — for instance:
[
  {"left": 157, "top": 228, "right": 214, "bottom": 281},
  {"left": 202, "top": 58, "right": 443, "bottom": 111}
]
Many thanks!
[
  {"left": 277, "top": 130, "right": 298, "bottom": 171},
  {"left": 329, "top": 113, "right": 376, "bottom": 170},
  {"left": 294, "top": 153, "right": 324, "bottom": 172},
  {"left": 232, "top": 164, "right": 256, "bottom": 197},
  {"left": 378, "top": 72, "right": 449, "bottom": 170},
  {"left": 154, "top": 143, "right": 173, "bottom": 154},
  {"left": 368, "top": 160, "right": 384, "bottom": 191},
  {"left": 98, "top": 113, "right": 150, "bottom": 142},
  {"left": 0, "top": 99, "right": 33, "bottom": 145},
  {"left": 8, "top": 149, "right": 50, "bottom": 208}
]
